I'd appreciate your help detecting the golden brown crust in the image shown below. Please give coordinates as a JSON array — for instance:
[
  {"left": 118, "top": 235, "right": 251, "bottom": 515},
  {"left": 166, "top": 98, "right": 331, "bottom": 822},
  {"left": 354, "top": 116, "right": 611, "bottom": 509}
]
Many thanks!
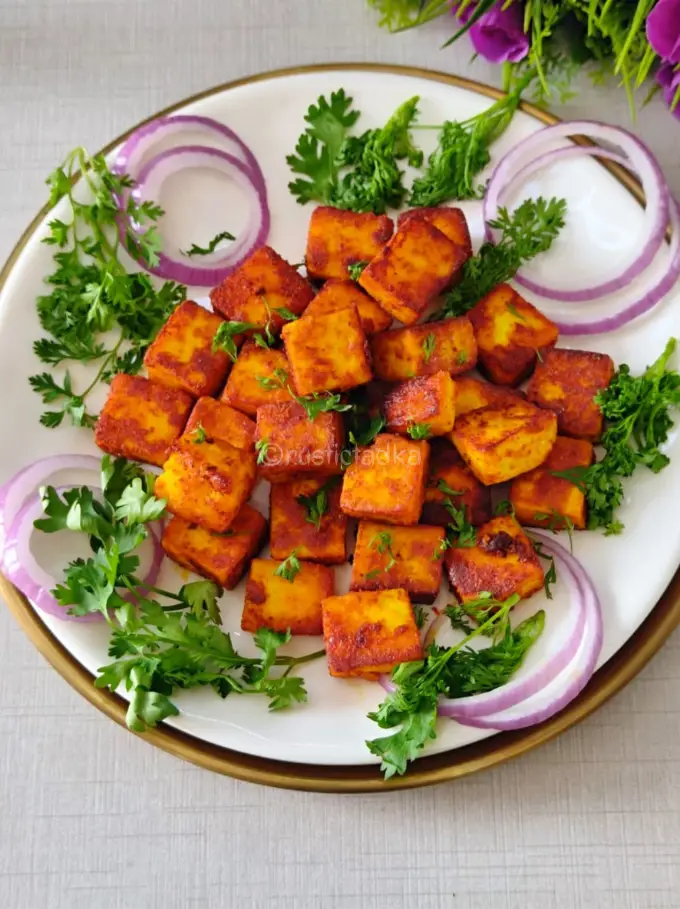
[
  {"left": 183, "top": 397, "right": 256, "bottom": 450},
  {"left": 321, "top": 588, "right": 423, "bottom": 678},
  {"left": 383, "top": 371, "right": 455, "bottom": 437},
  {"left": 210, "top": 246, "right": 314, "bottom": 331},
  {"left": 359, "top": 218, "right": 466, "bottom": 325},
  {"left": 445, "top": 515, "right": 544, "bottom": 603},
  {"left": 220, "top": 341, "right": 291, "bottom": 415},
  {"left": 303, "top": 279, "right": 391, "bottom": 335},
  {"left": 94, "top": 374, "right": 193, "bottom": 467},
  {"left": 454, "top": 376, "right": 526, "bottom": 417},
  {"left": 468, "top": 284, "right": 559, "bottom": 386},
  {"left": 143, "top": 300, "right": 231, "bottom": 397},
  {"left": 527, "top": 348, "right": 615, "bottom": 441},
  {"left": 241, "top": 558, "right": 335, "bottom": 635},
  {"left": 370, "top": 317, "right": 477, "bottom": 382},
  {"left": 305, "top": 206, "right": 394, "bottom": 281},
  {"left": 422, "top": 439, "right": 492, "bottom": 526},
  {"left": 269, "top": 477, "right": 347, "bottom": 564},
  {"left": 255, "top": 402, "right": 345, "bottom": 482},
  {"left": 398, "top": 206, "right": 472, "bottom": 259},
  {"left": 161, "top": 505, "right": 267, "bottom": 589}
]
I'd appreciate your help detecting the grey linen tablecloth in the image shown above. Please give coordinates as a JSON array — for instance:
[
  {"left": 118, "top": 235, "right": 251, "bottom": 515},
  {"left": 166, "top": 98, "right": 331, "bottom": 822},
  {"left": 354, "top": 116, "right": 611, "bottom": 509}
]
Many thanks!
[{"left": 1, "top": 2, "right": 680, "bottom": 907}]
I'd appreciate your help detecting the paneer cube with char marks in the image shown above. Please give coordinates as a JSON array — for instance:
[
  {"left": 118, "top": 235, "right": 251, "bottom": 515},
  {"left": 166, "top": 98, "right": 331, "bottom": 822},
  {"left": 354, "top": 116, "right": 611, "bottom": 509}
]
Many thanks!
[
  {"left": 527, "top": 347, "right": 615, "bottom": 441},
  {"left": 241, "top": 558, "right": 335, "bottom": 635},
  {"left": 161, "top": 504, "right": 267, "bottom": 589},
  {"left": 183, "top": 397, "right": 255, "bottom": 450},
  {"left": 220, "top": 341, "right": 291, "bottom": 416},
  {"left": 454, "top": 376, "right": 526, "bottom": 417},
  {"left": 422, "top": 439, "right": 492, "bottom": 527},
  {"left": 451, "top": 400, "right": 557, "bottom": 485},
  {"left": 210, "top": 246, "right": 314, "bottom": 333},
  {"left": 359, "top": 217, "right": 467, "bottom": 325},
  {"left": 510, "top": 436, "right": 594, "bottom": 531},
  {"left": 383, "top": 371, "right": 455, "bottom": 438},
  {"left": 255, "top": 401, "right": 345, "bottom": 483},
  {"left": 322, "top": 588, "right": 423, "bottom": 679},
  {"left": 303, "top": 279, "right": 391, "bottom": 335},
  {"left": 371, "top": 317, "right": 477, "bottom": 382},
  {"left": 143, "top": 300, "right": 232, "bottom": 397},
  {"left": 398, "top": 206, "right": 472, "bottom": 260},
  {"left": 445, "top": 515, "right": 544, "bottom": 604},
  {"left": 468, "top": 284, "right": 559, "bottom": 386},
  {"left": 350, "top": 521, "right": 445, "bottom": 604},
  {"left": 269, "top": 476, "right": 347, "bottom": 564},
  {"left": 340, "top": 433, "right": 429, "bottom": 525},
  {"left": 282, "top": 303, "right": 372, "bottom": 396},
  {"left": 305, "top": 206, "right": 393, "bottom": 282},
  {"left": 95, "top": 374, "right": 193, "bottom": 468},
  {"left": 155, "top": 438, "right": 256, "bottom": 533}
]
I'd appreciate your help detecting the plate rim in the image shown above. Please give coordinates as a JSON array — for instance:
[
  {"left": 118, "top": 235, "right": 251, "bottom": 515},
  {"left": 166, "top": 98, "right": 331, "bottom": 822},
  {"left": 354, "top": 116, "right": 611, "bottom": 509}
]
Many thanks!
[{"left": 1, "top": 61, "right": 677, "bottom": 792}]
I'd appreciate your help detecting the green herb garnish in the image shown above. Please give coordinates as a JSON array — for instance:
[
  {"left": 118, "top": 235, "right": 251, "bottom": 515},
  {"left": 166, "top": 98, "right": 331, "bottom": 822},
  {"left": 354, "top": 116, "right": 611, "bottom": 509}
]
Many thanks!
[
  {"left": 369, "top": 531, "right": 398, "bottom": 572},
  {"left": 296, "top": 478, "right": 340, "bottom": 531},
  {"left": 407, "top": 422, "right": 432, "bottom": 440},
  {"left": 275, "top": 551, "right": 302, "bottom": 583},
  {"left": 348, "top": 261, "right": 369, "bottom": 281},
  {"left": 422, "top": 332, "right": 436, "bottom": 364},
  {"left": 255, "top": 438, "right": 270, "bottom": 465},
  {"left": 181, "top": 230, "right": 236, "bottom": 257}
]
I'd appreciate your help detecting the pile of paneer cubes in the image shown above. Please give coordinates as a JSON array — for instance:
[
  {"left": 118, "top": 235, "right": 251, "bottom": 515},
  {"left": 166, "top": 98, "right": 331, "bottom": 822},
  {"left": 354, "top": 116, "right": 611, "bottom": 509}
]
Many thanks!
[{"left": 94, "top": 205, "right": 615, "bottom": 682}]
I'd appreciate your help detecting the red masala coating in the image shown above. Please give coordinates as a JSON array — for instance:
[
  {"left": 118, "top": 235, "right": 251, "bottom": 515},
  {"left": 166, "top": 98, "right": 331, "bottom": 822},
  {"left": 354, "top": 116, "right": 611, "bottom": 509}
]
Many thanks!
[
  {"left": 303, "top": 279, "right": 391, "bottom": 335},
  {"left": 454, "top": 376, "right": 526, "bottom": 417},
  {"left": 422, "top": 439, "right": 492, "bottom": 527},
  {"left": 370, "top": 317, "right": 477, "bottom": 381},
  {"left": 241, "top": 558, "right": 335, "bottom": 635},
  {"left": 383, "top": 370, "right": 456, "bottom": 437},
  {"left": 184, "top": 397, "right": 256, "bottom": 450},
  {"left": 269, "top": 477, "right": 347, "bottom": 564},
  {"left": 220, "top": 341, "right": 290, "bottom": 416},
  {"left": 305, "top": 206, "right": 394, "bottom": 281},
  {"left": 161, "top": 505, "right": 267, "bottom": 589},
  {"left": 95, "top": 374, "right": 193, "bottom": 467},
  {"left": 527, "top": 347, "right": 615, "bottom": 441},
  {"left": 143, "top": 300, "right": 231, "bottom": 397},
  {"left": 398, "top": 206, "right": 472, "bottom": 260},
  {"left": 255, "top": 401, "right": 345, "bottom": 482},
  {"left": 210, "top": 246, "right": 314, "bottom": 332}
]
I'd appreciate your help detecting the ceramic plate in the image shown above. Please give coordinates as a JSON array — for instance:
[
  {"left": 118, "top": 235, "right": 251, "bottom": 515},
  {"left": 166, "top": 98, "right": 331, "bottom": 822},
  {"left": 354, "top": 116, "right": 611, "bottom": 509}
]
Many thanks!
[{"left": 1, "top": 64, "right": 679, "bottom": 790}]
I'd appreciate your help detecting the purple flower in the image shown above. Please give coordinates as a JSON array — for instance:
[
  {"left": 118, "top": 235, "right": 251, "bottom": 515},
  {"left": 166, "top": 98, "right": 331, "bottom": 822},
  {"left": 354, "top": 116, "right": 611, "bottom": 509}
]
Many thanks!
[
  {"left": 657, "top": 61, "right": 680, "bottom": 121},
  {"left": 453, "top": 2, "right": 530, "bottom": 65},
  {"left": 646, "top": 0, "right": 680, "bottom": 64}
]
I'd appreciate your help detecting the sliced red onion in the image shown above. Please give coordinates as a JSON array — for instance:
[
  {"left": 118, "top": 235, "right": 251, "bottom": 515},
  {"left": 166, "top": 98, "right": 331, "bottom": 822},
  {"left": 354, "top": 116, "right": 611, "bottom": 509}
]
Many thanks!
[
  {"left": 0, "top": 454, "right": 101, "bottom": 549},
  {"left": 125, "top": 145, "right": 270, "bottom": 286},
  {"left": 455, "top": 535, "right": 603, "bottom": 730},
  {"left": 1, "top": 490, "right": 163, "bottom": 622},
  {"left": 113, "top": 114, "right": 267, "bottom": 194},
  {"left": 437, "top": 537, "right": 587, "bottom": 719},
  {"left": 484, "top": 121, "right": 669, "bottom": 304}
]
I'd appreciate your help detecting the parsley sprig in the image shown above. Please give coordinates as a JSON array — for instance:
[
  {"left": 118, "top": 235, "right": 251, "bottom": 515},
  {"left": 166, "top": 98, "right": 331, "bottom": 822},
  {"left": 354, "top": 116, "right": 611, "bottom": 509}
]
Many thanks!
[
  {"left": 436, "top": 196, "right": 567, "bottom": 319},
  {"left": 35, "top": 456, "right": 323, "bottom": 728},
  {"left": 366, "top": 595, "right": 544, "bottom": 778},
  {"left": 553, "top": 338, "right": 680, "bottom": 534},
  {"left": 181, "top": 230, "right": 236, "bottom": 257},
  {"left": 31, "top": 148, "right": 186, "bottom": 428},
  {"left": 255, "top": 367, "right": 352, "bottom": 422},
  {"left": 296, "top": 478, "right": 340, "bottom": 531}
]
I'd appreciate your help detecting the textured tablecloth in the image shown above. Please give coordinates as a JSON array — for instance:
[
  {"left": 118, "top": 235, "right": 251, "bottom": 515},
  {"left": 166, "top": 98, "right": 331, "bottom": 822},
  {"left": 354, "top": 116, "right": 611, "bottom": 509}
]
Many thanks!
[{"left": 2, "top": 2, "right": 680, "bottom": 907}]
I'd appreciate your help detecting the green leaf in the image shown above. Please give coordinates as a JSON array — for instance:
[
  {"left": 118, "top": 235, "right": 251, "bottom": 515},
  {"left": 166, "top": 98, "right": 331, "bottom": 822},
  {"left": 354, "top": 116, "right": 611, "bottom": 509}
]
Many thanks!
[
  {"left": 274, "top": 551, "right": 301, "bottom": 583},
  {"left": 181, "top": 230, "right": 236, "bottom": 257},
  {"left": 179, "top": 580, "right": 223, "bottom": 624}
]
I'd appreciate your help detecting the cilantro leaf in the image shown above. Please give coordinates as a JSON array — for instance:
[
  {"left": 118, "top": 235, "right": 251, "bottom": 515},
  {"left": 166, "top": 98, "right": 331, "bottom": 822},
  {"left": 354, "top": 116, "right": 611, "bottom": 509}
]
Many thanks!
[{"left": 181, "top": 230, "right": 236, "bottom": 257}]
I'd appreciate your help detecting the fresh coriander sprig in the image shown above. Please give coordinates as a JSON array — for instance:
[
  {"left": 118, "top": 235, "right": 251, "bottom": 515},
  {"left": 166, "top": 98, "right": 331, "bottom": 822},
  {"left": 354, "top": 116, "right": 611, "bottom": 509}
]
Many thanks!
[
  {"left": 436, "top": 196, "right": 567, "bottom": 320},
  {"left": 296, "top": 478, "right": 340, "bottom": 531},
  {"left": 368, "top": 531, "right": 398, "bottom": 573},
  {"left": 407, "top": 422, "right": 432, "bottom": 440},
  {"left": 31, "top": 148, "right": 186, "bottom": 428},
  {"left": 275, "top": 551, "right": 302, "bottom": 583},
  {"left": 254, "top": 367, "right": 352, "bottom": 422},
  {"left": 553, "top": 338, "right": 680, "bottom": 534},
  {"left": 422, "top": 332, "right": 436, "bottom": 364},
  {"left": 366, "top": 594, "right": 544, "bottom": 778},
  {"left": 432, "top": 481, "right": 477, "bottom": 557},
  {"left": 181, "top": 230, "right": 236, "bottom": 257}
]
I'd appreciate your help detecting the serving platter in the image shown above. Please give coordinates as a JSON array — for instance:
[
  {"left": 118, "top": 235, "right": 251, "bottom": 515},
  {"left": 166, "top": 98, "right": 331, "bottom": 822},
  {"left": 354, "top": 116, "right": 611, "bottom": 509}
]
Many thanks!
[{"left": 1, "top": 63, "right": 679, "bottom": 792}]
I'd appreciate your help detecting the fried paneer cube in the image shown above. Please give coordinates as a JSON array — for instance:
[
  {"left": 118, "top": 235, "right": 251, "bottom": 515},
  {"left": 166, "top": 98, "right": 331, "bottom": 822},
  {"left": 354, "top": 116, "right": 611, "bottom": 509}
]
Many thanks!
[
  {"left": 210, "top": 246, "right": 314, "bottom": 332},
  {"left": 527, "top": 347, "right": 615, "bottom": 441},
  {"left": 383, "top": 371, "right": 455, "bottom": 438},
  {"left": 398, "top": 206, "right": 472, "bottom": 259},
  {"left": 340, "top": 433, "right": 429, "bottom": 525},
  {"left": 143, "top": 300, "right": 231, "bottom": 397},
  {"left": 371, "top": 317, "right": 477, "bottom": 381},
  {"left": 220, "top": 341, "right": 290, "bottom": 416},
  {"left": 468, "top": 284, "right": 559, "bottom": 386},
  {"left": 451, "top": 401, "right": 557, "bottom": 485},
  {"left": 269, "top": 477, "right": 347, "bottom": 564},
  {"left": 510, "top": 436, "right": 594, "bottom": 530},
  {"left": 322, "top": 588, "right": 423, "bottom": 679},
  {"left": 454, "top": 376, "right": 526, "bottom": 417},
  {"left": 282, "top": 303, "right": 372, "bottom": 395},
  {"left": 95, "top": 374, "right": 193, "bottom": 467},
  {"left": 183, "top": 397, "right": 256, "bottom": 450},
  {"left": 359, "top": 217, "right": 466, "bottom": 325},
  {"left": 350, "top": 521, "right": 445, "bottom": 604},
  {"left": 305, "top": 206, "right": 393, "bottom": 281},
  {"left": 303, "top": 279, "right": 391, "bottom": 335},
  {"left": 422, "top": 439, "right": 492, "bottom": 527},
  {"left": 155, "top": 438, "right": 256, "bottom": 533},
  {"left": 161, "top": 505, "right": 267, "bottom": 589},
  {"left": 445, "top": 515, "right": 544, "bottom": 604},
  {"left": 241, "top": 558, "right": 334, "bottom": 635},
  {"left": 255, "top": 402, "right": 344, "bottom": 482}
]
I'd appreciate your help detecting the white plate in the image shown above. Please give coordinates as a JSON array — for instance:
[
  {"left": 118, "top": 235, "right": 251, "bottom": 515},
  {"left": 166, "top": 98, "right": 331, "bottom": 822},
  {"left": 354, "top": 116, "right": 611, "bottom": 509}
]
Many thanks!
[{"left": 1, "top": 67, "right": 679, "bottom": 769}]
